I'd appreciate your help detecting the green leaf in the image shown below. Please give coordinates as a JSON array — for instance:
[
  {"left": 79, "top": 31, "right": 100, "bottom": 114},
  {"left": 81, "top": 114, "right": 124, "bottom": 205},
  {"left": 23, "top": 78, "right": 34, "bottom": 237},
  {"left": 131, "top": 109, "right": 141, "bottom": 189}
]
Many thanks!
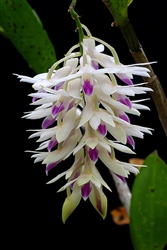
[
  {"left": 0, "top": 0, "right": 56, "bottom": 73},
  {"left": 130, "top": 153, "right": 167, "bottom": 250},
  {"left": 0, "top": 26, "right": 8, "bottom": 38},
  {"left": 108, "top": 0, "right": 133, "bottom": 27}
]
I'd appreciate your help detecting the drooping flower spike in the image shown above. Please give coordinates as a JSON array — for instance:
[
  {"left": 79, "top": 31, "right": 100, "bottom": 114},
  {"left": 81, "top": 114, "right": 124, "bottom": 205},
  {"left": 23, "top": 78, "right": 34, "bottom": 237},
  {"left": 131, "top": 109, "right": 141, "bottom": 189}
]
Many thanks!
[{"left": 16, "top": 25, "right": 153, "bottom": 222}]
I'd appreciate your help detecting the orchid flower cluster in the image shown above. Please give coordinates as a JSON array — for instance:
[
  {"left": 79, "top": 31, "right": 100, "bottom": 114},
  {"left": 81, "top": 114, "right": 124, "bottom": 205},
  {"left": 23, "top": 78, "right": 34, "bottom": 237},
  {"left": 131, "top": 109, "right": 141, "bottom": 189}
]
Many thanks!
[{"left": 16, "top": 25, "right": 152, "bottom": 222}]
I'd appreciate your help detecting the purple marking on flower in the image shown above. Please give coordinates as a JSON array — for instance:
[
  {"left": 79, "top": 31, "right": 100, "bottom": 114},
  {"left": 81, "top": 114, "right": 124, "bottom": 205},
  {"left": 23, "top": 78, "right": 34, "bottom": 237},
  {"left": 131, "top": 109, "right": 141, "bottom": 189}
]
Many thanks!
[
  {"left": 52, "top": 103, "right": 64, "bottom": 116},
  {"left": 32, "top": 96, "right": 37, "bottom": 102},
  {"left": 119, "top": 98, "right": 132, "bottom": 108},
  {"left": 119, "top": 99, "right": 126, "bottom": 105},
  {"left": 115, "top": 173, "right": 126, "bottom": 183},
  {"left": 96, "top": 199, "right": 103, "bottom": 214},
  {"left": 58, "top": 104, "right": 65, "bottom": 112},
  {"left": 81, "top": 182, "right": 92, "bottom": 200},
  {"left": 45, "top": 162, "right": 58, "bottom": 175},
  {"left": 42, "top": 116, "right": 55, "bottom": 129},
  {"left": 92, "top": 61, "right": 99, "bottom": 70},
  {"left": 127, "top": 135, "right": 135, "bottom": 149},
  {"left": 67, "top": 101, "right": 74, "bottom": 111},
  {"left": 119, "top": 114, "right": 130, "bottom": 123},
  {"left": 88, "top": 147, "right": 99, "bottom": 162},
  {"left": 54, "top": 82, "right": 64, "bottom": 90},
  {"left": 70, "top": 172, "right": 80, "bottom": 189},
  {"left": 83, "top": 80, "right": 93, "bottom": 96},
  {"left": 48, "top": 137, "right": 58, "bottom": 151},
  {"left": 121, "top": 78, "right": 133, "bottom": 85},
  {"left": 98, "top": 123, "right": 107, "bottom": 136}
]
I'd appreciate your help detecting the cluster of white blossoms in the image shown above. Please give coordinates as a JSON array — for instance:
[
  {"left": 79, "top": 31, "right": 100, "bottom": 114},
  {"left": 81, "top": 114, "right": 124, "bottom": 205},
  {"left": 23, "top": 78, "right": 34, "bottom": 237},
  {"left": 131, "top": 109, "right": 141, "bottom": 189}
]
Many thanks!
[{"left": 16, "top": 27, "right": 152, "bottom": 222}]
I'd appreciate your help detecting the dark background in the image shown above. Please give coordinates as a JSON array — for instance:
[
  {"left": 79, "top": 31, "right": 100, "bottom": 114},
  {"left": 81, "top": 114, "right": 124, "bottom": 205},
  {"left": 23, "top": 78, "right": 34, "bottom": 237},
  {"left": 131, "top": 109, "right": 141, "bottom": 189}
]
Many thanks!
[{"left": 1, "top": 0, "right": 167, "bottom": 249}]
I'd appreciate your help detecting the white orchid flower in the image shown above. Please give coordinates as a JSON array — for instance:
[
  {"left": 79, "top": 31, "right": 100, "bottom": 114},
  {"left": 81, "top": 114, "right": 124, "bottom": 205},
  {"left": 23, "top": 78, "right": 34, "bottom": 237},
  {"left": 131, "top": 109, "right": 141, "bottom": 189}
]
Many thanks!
[{"left": 17, "top": 26, "right": 153, "bottom": 222}]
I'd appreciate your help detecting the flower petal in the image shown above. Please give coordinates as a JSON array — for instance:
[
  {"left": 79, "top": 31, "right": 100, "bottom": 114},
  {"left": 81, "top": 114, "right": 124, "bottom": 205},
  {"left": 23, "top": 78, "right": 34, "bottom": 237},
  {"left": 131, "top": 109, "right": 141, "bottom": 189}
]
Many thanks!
[
  {"left": 119, "top": 113, "right": 130, "bottom": 123},
  {"left": 46, "top": 169, "right": 70, "bottom": 184},
  {"left": 65, "top": 58, "right": 78, "bottom": 69},
  {"left": 83, "top": 79, "right": 93, "bottom": 96},
  {"left": 85, "top": 136, "right": 99, "bottom": 149},
  {"left": 48, "top": 136, "right": 58, "bottom": 151},
  {"left": 116, "top": 73, "right": 133, "bottom": 85},
  {"left": 115, "top": 173, "right": 127, "bottom": 183},
  {"left": 43, "top": 134, "right": 80, "bottom": 164},
  {"left": 68, "top": 78, "right": 82, "bottom": 99},
  {"left": 96, "top": 109, "right": 115, "bottom": 127},
  {"left": 89, "top": 185, "right": 107, "bottom": 219},
  {"left": 89, "top": 114, "right": 101, "bottom": 130},
  {"left": 52, "top": 102, "right": 65, "bottom": 117},
  {"left": 98, "top": 123, "right": 107, "bottom": 136},
  {"left": 127, "top": 135, "right": 135, "bottom": 149},
  {"left": 106, "top": 124, "right": 127, "bottom": 144},
  {"left": 81, "top": 182, "right": 92, "bottom": 200},
  {"left": 95, "top": 74, "right": 117, "bottom": 95},
  {"left": 98, "top": 145, "right": 128, "bottom": 177},
  {"left": 77, "top": 174, "right": 92, "bottom": 186},
  {"left": 45, "top": 161, "right": 59, "bottom": 175},
  {"left": 88, "top": 147, "right": 99, "bottom": 162},
  {"left": 108, "top": 140, "right": 135, "bottom": 154},
  {"left": 95, "top": 86, "right": 140, "bottom": 116},
  {"left": 42, "top": 115, "right": 56, "bottom": 129},
  {"left": 88, "top": 158, "right": 111, "bottom": 191},
  {"left": 56, "top": 107, "right": 76, "bottom": 143},
  {"left": 62, "top": 183, "right": 81, "bottom": 223},
  {"left": 77, "top": 103, "right": 94, "bottom": 128}
]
